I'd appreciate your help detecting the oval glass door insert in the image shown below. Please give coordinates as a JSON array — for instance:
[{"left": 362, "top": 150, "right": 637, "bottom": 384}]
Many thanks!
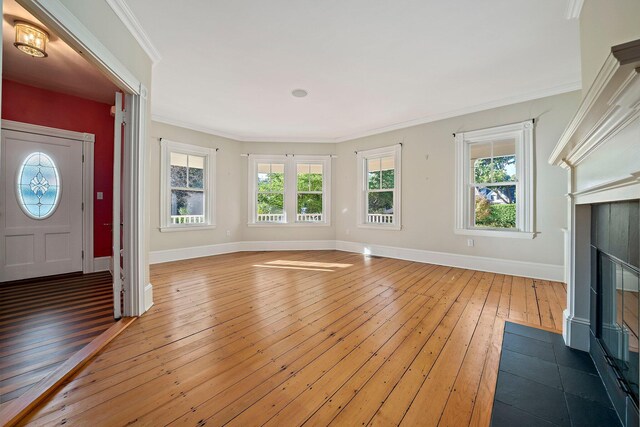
[{"left": 17, "top": 152, "right": 61, "bottom": 219}]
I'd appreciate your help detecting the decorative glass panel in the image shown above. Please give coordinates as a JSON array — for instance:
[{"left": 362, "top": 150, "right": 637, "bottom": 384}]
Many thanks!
[{"left": 17, "top": 152, "right": 61, "bottom": 219}]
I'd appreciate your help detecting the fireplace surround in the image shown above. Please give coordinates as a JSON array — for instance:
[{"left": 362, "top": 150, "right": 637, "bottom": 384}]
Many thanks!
[{"left": 549, "top": 39, "right": 640, "bottom": 426}]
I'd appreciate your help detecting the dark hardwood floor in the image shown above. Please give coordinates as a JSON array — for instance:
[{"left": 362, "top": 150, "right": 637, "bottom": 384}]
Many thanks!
[{"left": 0, "top": 271, "right": 114, "bottom": 409}]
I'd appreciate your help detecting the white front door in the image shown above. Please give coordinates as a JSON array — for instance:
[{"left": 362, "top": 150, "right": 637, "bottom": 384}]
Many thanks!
[{"left": 0, "top": 129, "right": 83, "bottom": 281}]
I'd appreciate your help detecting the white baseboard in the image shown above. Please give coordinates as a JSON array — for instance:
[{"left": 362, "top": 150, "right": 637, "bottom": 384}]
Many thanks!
[
  {"left": 563, "top": 309, "right": 590, "bottom": 351},
  {"left": 335, "top": 240, "right": 564, "bottom": 282},
  {"left": 144, "top": 283, "right": 154, "bottom": 312},
  {"left": 93, "top": 256, "right": 111, "bottom": 273},
  {"left": 149, "top": 239, "right": 564, "bottom": 282},
  {"left": 237, "top": 240, "right": 337, "bottom": 252},
  {"left": 149, "top": 242, "right": 241, "bottom": 264}
]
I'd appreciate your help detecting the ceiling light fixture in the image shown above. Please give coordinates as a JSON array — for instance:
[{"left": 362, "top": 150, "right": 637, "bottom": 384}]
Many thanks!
[
  {"left": 14, "top": 21, "right": 49, "bottom": 58},
  {"left": 291, "top": 89, "right": 308, "bottom": 98}
]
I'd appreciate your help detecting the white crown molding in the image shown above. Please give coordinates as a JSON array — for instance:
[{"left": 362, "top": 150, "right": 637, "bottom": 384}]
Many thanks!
[
  {"left": 565, "top": 0, "right": 584, "bottom": 20},
  {"left": 105, "top": 0, "right": 161, "bottom": 65},
  {"left": 148, "top": 239, "right": 564, "bottom": 281},
  {"left": 152, "top": 80, "right": 581, "bottom": 144},
  {"left": 334, "top": 81, "right": 581, "bottom": 143},
  {"left": 151, "top": 114, "right": 339, "bottom": 143}
]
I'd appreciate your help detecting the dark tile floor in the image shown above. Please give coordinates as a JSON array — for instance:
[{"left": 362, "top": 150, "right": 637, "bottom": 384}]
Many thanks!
[{"left": 491, "top": 322, "right": 622, "bottom": 427}]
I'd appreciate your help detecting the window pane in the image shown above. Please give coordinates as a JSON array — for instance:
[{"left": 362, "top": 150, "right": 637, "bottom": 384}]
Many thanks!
[
  {"left": 367, "top": 158, "right": 381, "bottom": 190},
  {"left": 298, "top": 193, "right": 322, "bottom": 214},
  {"left": 381, "top": 169, "right": 395, "bottom": 189},
  {"left": 474, "top": 185, "right": 516, "bottom": 228},
  {"left": 368, "top": 170, "right": 381, "bottom": 190},
  {"left": 297, "top": 164, "right": 323, "bottom": 192},
  {"left": 492, "top": 155, "right": 516, "bottom": 182},
  {"left": 187, "top": 155, "right": 205, "bottom": 189},
  {"left": 171, "top": 190, "right": 204, "bottom": 216},
  {"left": 257, "top": 193, "right": 284, "bottom": 214},
  {"left": 297, "top": 164, "right": 310, "bottom": 191},
  {"left": 170, "top": 152, "right": 188, "bottom": 167},
  {"left": 368, "top": 191, "right": 394, "bottom": 214},
  {"left": 471, "top": 140, "right": 516, "bottom": 184},
  {"left": 257, "top": 163, "right": 285, "bottom": 192},
  {"left": 170, "top": 165, "right": 187, "bottom": 187}
]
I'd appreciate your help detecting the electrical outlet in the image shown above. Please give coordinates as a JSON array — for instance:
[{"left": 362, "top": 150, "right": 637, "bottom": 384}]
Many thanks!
[
  {"left": 467, "top": 239, "right": 474, "bottom": 247},
  {"left": 97, "top": 192, "right": 103, "bottom": 200}
]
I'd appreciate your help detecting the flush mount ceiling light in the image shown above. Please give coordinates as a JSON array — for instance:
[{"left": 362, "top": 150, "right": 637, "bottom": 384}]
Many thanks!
[
  {"left": 291, "top": 89, "right": 308, "bottom": 98},
  {"left": 14, "top": 21, "right": 49, "bottom": 58}
]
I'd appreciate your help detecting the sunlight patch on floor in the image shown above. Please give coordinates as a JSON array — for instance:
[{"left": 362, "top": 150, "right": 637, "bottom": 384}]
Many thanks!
[
  {"left": 264, "top": 260, "right": 353, "bottom": 268},
  {"left": 252, "top": 264, "right": 335, "bottom": 272}
]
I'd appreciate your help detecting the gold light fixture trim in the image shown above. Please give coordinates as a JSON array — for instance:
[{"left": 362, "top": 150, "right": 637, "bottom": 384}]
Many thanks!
[{"left": 14, "top": 21, "right": 49, "bottom": 58}]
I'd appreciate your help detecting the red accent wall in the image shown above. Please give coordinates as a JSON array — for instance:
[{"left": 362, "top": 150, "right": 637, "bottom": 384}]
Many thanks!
[{"left": 2, "top": 79, "right": 114, "bottom": 258}]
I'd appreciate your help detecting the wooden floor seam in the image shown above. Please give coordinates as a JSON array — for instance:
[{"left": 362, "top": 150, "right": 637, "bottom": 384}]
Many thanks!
[{"left": 12, "top": 251, "right": 566, "bottom": 426}]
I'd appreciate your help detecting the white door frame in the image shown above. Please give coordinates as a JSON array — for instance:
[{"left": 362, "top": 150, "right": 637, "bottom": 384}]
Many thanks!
[
  {"left": 1, "top": 119, "right": 95, "bottom": 274},
  {"left": 15, "top": 0, "right": 150, "bottom": 316}
]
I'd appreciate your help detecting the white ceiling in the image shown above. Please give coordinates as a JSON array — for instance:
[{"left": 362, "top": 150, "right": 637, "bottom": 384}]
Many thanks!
[
  {"left": 2, "top": 0, "right": 118, "bottom": 104},
  {"left": 125, "top": 0, "right": 581, "bottom": 142}
]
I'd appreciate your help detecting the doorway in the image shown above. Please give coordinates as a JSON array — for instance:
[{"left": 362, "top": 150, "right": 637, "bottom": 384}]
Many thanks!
[{"left": 0, "top": 0, "right": 146, "bottom": 410}]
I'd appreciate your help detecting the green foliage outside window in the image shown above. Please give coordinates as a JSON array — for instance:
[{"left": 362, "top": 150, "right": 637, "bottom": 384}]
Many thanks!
[
  {"left": 475, "top": 196, "right": 516, "bottom": 228},
  {"left": 256, "top": 172, "right": 325, "bottom": 214}
]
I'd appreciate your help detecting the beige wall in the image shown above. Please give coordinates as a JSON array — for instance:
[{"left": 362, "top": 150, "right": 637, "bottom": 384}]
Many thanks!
[
  {"left": 151, "top": 91, "right": 581, "bottom": 270},
  {"left": 335, "top": 91, "right": 581, "bottom": 266},
  {"left": 580, "top": 0, "right": 640, "bottom": 93},
  {"left": 149, "top": 122, "right": 243, "bottom": 251}
]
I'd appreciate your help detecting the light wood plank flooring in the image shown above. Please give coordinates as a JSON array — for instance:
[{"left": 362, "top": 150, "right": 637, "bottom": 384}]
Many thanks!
[
  {"left": 17, "top": 251, "right": 566, "bottom": 426},
  {"left": 0, "top": 272, "right": 114, "bottom": 409}
]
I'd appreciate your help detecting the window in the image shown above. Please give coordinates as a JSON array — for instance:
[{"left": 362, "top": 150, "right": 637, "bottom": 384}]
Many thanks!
[
  {"left": 257, "top": 161, "right": 286, "bottom": 223},
  {"left": 296, "top": 163, "right": 324, "bottom": 222},
  {"left": 248, "top": 155, "right": 331, "bottom": 225},
  {"left": 160, "top": 139, "right": 216, "bottom": 231},
  {"left": 454, "top": 120, "right": 534, "bottom": 238},
  {"left": 356, "top": 144, "right": 402, "bottom": 229}
]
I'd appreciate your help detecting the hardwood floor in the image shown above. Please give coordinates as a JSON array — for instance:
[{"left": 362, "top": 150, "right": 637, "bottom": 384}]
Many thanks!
[
  {"left": 0, "top": 272, "right": 114, "bottom": 409},
  {"left": 17, "top": 251, "right": 566, "bottom": 426}
]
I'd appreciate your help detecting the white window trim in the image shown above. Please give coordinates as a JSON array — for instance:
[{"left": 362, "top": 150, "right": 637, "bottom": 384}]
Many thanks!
[
  {"left": 356, "top": 144, "right": 402, "bottom": 230},
  {"left": 247, "top": 154, "right": 332, "bottom": 227},
  {"left": 454, "top": 120, "right": 535, "bottom": 239},
  {"left": 159, "top": 139, "right": 216, "bottom": 232}
]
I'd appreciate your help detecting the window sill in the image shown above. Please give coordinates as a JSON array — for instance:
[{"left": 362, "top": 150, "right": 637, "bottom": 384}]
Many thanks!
[
  {"left": 454, "top": 228, "right": 536, "bottom": 239},
  {"left": 247, "top": 222, "right": 331, "bottom": 228},
  {"left": 357, "top": 224, "right": 402, "bottom": 231},
  {"left": 159, "top": 225, "right": 216, "bottom": 233}
]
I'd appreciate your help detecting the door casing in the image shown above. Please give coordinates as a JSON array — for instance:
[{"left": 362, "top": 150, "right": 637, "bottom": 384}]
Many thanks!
[{"left": 1, "top": 119, "right": 96, "bottom": 275}]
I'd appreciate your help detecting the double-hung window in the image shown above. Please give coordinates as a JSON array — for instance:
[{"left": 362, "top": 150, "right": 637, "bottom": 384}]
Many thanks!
[
  {"left": 256, "top": 161, "right": 286, "bottom": 223},
  {"left": 160, "top": 139, "right": 216, "bottom": 231},
  {"left": 248, "top": 155, "right": 331, "bottom": 225},
  {"left": 454, "top": 120, "right": 534, "bottom": 238},
  {"left": 356, "top": 144, "right": 402, "bottom": 229}
]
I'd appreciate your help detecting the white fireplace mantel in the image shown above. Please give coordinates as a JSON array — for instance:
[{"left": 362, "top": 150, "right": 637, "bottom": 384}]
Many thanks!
[{"left": 549, "top": 39, "right": 640, "bottom": 350}]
